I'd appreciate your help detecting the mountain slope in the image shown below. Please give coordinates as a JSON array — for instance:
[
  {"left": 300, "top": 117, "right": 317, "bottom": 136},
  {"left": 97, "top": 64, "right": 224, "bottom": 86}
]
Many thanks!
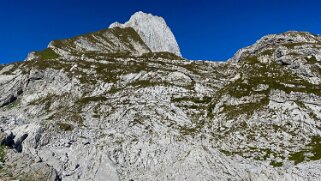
[
  {"left": 25, "top": 27, "right": 151, "bottom": 62},
  {"left": 1, "top": 13, "right": 321, "bottom": 180},
  {"left": 212, "top": 32, "right": 321, "bottom": 167}
]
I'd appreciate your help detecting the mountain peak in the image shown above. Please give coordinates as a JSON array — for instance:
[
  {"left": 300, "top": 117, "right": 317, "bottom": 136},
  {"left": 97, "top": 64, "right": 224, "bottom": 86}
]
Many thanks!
[
  {"left": 109, "top": 11, "right": 182, "bottom": 56},
  {"left": 130, "top": 11, "right": 159, "bottom": 20}
]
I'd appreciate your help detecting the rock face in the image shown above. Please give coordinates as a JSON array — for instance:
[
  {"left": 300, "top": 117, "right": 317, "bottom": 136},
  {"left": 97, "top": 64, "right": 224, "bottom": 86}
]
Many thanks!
[
  {"left": 1, "top": 14, "right": 321, "bottom": 180},
  {"left": 109, "top": 11, "right": 182, "bottom": 57}
]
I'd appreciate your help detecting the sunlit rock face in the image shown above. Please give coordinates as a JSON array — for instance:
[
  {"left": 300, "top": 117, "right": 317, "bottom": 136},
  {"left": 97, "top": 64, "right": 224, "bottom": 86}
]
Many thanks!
[{"left": 109, "top": 11, "right": 182, "bottom": 57}]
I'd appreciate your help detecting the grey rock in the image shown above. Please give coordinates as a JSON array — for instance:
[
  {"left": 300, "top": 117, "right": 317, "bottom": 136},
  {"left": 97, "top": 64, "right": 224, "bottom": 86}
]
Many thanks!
[
  {"left": 109, "top": 11, "right": 182, "bottom": 57},
  {"left": 1, "top": 20, "right": 321, "bottom": 181},
  {"left": 29, "top": 70, "right": 44, "bottom": 81}
]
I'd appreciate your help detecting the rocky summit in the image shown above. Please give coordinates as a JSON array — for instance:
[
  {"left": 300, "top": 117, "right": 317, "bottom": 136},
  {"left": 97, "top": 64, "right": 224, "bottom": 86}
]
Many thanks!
[
  {"left": 109, "top": 11, "right": 181, "bottom": 57},
  {"left": 1, "top": 11, "right": 321, "bottom": 181}
]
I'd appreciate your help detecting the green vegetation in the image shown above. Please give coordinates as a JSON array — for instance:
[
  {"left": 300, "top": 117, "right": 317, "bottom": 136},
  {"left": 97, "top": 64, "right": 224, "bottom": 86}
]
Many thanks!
[
  {"left": 50, "top": 40, "right": 67, "bottom": 49},
  {"left": 209, "top": 55, "right": 321, "bottom": 119},
  {"left": 220, "top": 148, "right": 275, "bottom": 160},
  {"left": 295, "top": 101, "right": 307, "bottom": 109},
  {"left": 128, "top": 80, "right": 162, "bottom": 88},
  {"left": 305, "top": 55, "right": 318, "bottom": 64},
  {"left": 211, "top": 53, "right": 321, "bottom": 164},
  {"left": 220, "top": 149, "right": 233, "bottom": 156},
  {"left": 47, "top": 103, "right": 84, "bottom": 126},
  {"left": 309, "top": 112, "right": 319, "bottom": 121},
  {"left": 308, "top": 136, "right": 321, "bottom": 160},
  {"left": 289, "top": 135, "right": 321, "bottom": 164},
  {"left": 35, "top": 48, "right": 59, "bottom": 60},
  {"left": 126, "top": 79, "right": 183, "bottom": 89},
  {"left": 141, "top": 52, "right": 183, "bottom": 60},
  {"left": 289, "top": 151, "right": 305, "bottom": 165},
  {"left": 180, "top": 61, "right": 201, "bottom": 75},
  {"left": 57, "top": 122, "right": 73, "bottom": 131},
  {"left": 22, "top": 58, "right": 72, "bottom": 73},
  {"left": 287, "top": 52, "right": 302, "bottom": 56},
  {"left": 282, "top": 42, "right": 307, "bottom": 49},
  {"left": 0, "top": 145, "right": 6, "bottom": 163},
  {"left": 110, "top": 27, "right": 149, "bottom": 51},
  {"left": 172, "top": 96, "right": 212, "bottom": 104},
  {"left": 220, "top": 145, "right": 286, "bottom": 167},
  {"left": 179, "top": 119, "right": 205, "bottom": 136},
  {"left": 28, "top": 94, "right": 57, "bottom": 112},
  {"left": 221, "top": 97, "right": 269, "bottom": 119},
  {"left": 4, "top": 97, "right": 21, "bottom": 109},
  {"left": 129, "top": 118, "right": 144, "bottom": 127},
  {"left": 270, "top": 160, "right": 283, "bottom": 167},
  {"left": 47, "top": 26, "right": 150, "bottom": 60},
  {"left": 77, "top": 96, "right": 107, "bottom": 105},
  {"left": 57, "top": 111, "right": 83, "bottom": 124},
  {"left": 74, "top": 59, "right": 155, "bottom": 85},
  {"left": 261, "top": 49, "right": 274, "bottom": 56}
]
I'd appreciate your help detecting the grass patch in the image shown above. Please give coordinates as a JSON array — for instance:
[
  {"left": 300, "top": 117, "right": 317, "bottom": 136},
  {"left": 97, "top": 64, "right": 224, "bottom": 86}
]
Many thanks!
[
  {"left": 289, "top": 135, "right": 321, "bottom": 164},
  {"left": 0, "top": 145, "right": 6, "bottom": 163},
  {"left": 289, "top": 151, "right": 305, "bottom": 164},
  {"left": 77, "top": 96, "right": 107, "bottom": 105},
  {"left": 57, "top": 122, "right": 73, "bottom": 131},
  {"left": 220, "top": 146, "right": 283, "bottom": 163},
  {"left": 261, "top": 49, "right": 274, "bottom": 56},
  {"left": 22, "top": 58, "right": 72, "bottom": 73},
  {"left": 110, "top": 27, "right": 150, "bottom": 51},
  {"left": 305, "top": 55, "right": 318, "bottom": 65},
  {"left": 28, "top": 94, "right": 57, "bottom": 112},
  {"left": 179, "top": 120, "right": 205, "bottom": 136},
  {"left": 270, "top": 160, "right": 283, "bottom": 167},
  {"left": 308, "top": 136, "right": 321, "bottom": 160},
  {"left": 295, "top": 101, "right": 307, "bottom": 109},
  {"left": 282, "top": 42, "right": 306, "bottom": 49},
  {"left": 141, "top": 52, "right": 183, "bottom": 60},
  {"left": 128, "top": 80, "right": 174, "bottom": 89},
  {"left": 48, "top": 108, "right": 84, "bottom": 125},
  {"left": 35, "top": 48, "right": 59, "bottom": 60},
  {"left": 172, "top": 96, "right": 212, "bottom": 104}
]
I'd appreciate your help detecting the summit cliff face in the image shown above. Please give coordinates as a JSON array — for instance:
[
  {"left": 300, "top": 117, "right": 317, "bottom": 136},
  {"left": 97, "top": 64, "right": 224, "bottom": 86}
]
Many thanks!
[
  {"left": 109, "top": 11, "right": 182, "bottom": 56},
  {"left": 1, "top": 12, "right": 321, "bottom": 181}
]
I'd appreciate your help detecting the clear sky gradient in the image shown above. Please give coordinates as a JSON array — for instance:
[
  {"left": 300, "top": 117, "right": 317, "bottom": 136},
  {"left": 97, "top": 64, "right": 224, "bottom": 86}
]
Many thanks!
[{"left": 1, "top": 0, "right": 321, "bottom": 64}]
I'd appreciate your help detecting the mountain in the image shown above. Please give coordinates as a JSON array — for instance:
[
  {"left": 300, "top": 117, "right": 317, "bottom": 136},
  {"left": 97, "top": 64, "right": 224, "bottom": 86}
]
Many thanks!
[
  {"left": 0, "top": 12, "right": 321, "bottom": 180},
  {"left": 109, "top": 11, "right": 182, "bottom": 57}
]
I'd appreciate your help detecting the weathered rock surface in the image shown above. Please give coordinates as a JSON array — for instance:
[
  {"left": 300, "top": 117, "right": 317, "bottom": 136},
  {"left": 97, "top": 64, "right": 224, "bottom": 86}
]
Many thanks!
[
  {"left": 1, "top": 13, "right": 321, "bottom": 181},
  {"left": 109, "top": 11, "right": 182, "bottom": 57}
]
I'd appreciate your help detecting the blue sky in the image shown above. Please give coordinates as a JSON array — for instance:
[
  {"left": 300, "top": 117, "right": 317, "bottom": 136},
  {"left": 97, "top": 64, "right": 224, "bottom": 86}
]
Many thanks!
[{"left": 1, "top": 0, "right": 321, "bottom": 63}]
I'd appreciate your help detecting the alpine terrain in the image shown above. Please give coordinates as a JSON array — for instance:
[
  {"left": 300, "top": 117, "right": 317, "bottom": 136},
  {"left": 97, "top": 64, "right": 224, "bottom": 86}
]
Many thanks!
[{"left": 1, "top": 11, "right": 321, "bottom": 180}]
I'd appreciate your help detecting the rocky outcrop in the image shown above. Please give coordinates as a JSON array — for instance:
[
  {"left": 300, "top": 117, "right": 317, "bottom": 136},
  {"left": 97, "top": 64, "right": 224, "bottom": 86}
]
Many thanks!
[
  {"left": 109, "top": 11, "right": 182, "bottom": 57},
  {"left": 0, "top": 72, "right": 25, "bottom": 108},
  {"left": 229, "top": 31, "right": 321, "bottom": 63}
]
